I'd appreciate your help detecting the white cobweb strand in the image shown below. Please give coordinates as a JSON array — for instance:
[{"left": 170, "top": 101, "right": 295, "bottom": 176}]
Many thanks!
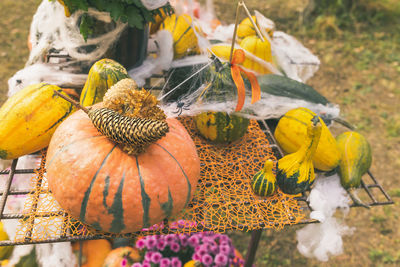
[
  {"left": 8, "top": 64, "right": 87, "bottom": 97},
  {"left": 161, "top": 86, "right": 340, "bottom": 120},
  {"left": 272, "top": 31, "right": 320, "bottom": 82},
  {"left": 296, "top": 174, "right": 354, "bottom": 262},
  {"left": 36, "top": 243, "right": 77, "bottom": 267},
  {"left": 128, "top": 30, "right": 174, "bottom": 87},
  {"left": 140, "top": 0, "right": 169, "bottom": 10},
  {"left": 8, "top": 0, "right": 126, "bottom": 95}
]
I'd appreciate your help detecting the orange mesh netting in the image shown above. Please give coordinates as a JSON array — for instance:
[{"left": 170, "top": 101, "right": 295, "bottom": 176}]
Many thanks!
[{"left": 14, "top": 118, "right": 304, "bottom": 242}]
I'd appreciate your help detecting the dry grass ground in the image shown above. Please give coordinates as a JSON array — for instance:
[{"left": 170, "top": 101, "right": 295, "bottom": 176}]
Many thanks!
[{"left": 0, "top": 0, "right": 399, "bottom": 266}]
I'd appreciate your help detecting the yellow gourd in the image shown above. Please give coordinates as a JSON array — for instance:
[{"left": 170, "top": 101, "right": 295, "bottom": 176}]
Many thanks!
[
  {"left": 0, "top": 222, "right": 13, "bottom": 261},
  {"left": 276, "top": 116, "right": 322, "bottom": 195},
  {"left": 210, "top": 41, "right": 274, "bottom": 74},
  {"left": 237, "top": 15, "right": 274, "bottom": 39},
  {"left": 160, "top": 14, "right": 200, "bottom": 59},
  {"left": 0, "top": 83, "right": 76, "bottom": 159},
  {"left": 240, "top": 36, "right": 273, "bottom": 74},
  {"left": 274, "top": 107, "right": 340, "bottom": 171}
]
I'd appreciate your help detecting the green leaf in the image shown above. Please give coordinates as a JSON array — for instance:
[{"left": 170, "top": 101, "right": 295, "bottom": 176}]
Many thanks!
[
  {"left": 107, "top": 1, "right": 125, "bottom": 21},
  {"left": 79, "top": 13, "right": 95, "bottom": 41},
  {"left": 126, "top": 6, "right": 144, "bottom": 28}
]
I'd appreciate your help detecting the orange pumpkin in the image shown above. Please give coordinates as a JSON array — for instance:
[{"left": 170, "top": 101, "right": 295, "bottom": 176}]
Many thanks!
[
  {"left": 46, "top": 109, "right": 200, "bottom": 234},
  {"left": 72, "top": 240, "right": 112, "bottom": 267},
  {"left": 102, "top": 247, "right": 141, "bottom": 267}
]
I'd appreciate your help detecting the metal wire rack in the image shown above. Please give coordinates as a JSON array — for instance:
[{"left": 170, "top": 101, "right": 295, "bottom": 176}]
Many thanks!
[{"left": 0, "top": 119, "right": 393, "bottom": 249}]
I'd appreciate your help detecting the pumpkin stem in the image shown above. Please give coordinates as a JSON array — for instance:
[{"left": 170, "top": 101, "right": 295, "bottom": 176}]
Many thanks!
[{"left": 52, "top": 89, "right": 90, "bottom": 114}]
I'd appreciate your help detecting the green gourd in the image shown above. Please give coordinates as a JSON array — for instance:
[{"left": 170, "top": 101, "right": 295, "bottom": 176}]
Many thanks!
[
  {"left": 194, "top": 112, "right": 250, "bottom": 144},
  {"left": 80, "top": 59, "right": 129, "bottom": 107},
  {"left": 251, "top": 159, "right": 277, "bottom": 197},
  {"left": 336, "top": 131, "right": 372, "bottom": 189}
]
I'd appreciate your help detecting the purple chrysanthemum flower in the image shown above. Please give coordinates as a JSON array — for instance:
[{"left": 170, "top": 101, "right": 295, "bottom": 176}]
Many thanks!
[
  {"left": 193, "top": 252, "right": 202, "bottom": 261},
  {"left": 136, "top": 239, "right": 146, "bottom": 250},
  {"left": 219, "top": 244, "right": 231, "bottom": 255},
  {"left": 188, "top": 235, "right": 200, "bottom": 247},
  {"left": 215, "top": 253, "right": 228, "bottom": 266},
  {"left": 219, "top": 235, "right": 229, "bottom": 243},
  {"left": 202, "top": 237, "right": 215, "bottom": 244},
  {"left": 157, "top": 239, "right": 167, "bottom": 251},
  {"left": 160, "top": 258, "right": 171, "bottom": 267},
  {"left": 150, "top": 252, "right": 162, "bottom": 263},
  {"left": 146, "top": 237, "right": 157, "bottom": 249},
  {"left": 121, "top": 258, "right": 128, "bottom": 267},
  {"left": 178, "top": 234, "right": 188, "bottom": 245},
  {"left": 131, "top": 263, "right": 142, "bottom": 267},
  {"left": 142, "top": 262, "right": 151, "bottom": 267},
  {"left": 165, "top": 234, "right": 177, "bottom": 244},
  {"left": 170, "top": 242, "right": 181, "bottom": 253},
  {"left": 201, "top": 254, "right": 213, "bottom": 266},
  {"left": 209, "top": 243, "right": 218, "bottom": 254},
  {"left": 170, "top": 257, "right": 182, "bottom": 267},
  {"left": 196, "top": 247, "right": 207, "bottom": 256},
  {"left": 144, "top": 251, "right": 153, "bottom": 261}
]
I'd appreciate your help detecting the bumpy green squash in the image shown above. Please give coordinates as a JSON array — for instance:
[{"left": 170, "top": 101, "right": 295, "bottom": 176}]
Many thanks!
[
  {"left": 274, "top": 107, "right": 340, "bottom": 171},
  {"left": 80, "top": 59, "right": 129, "bottom": 107},
  {"left": 0, "top": 83, "right": 76, "bottom": 159},
  {"left": 194, "top": 112, "right": 250, "bottom": 144},
  {"left": 251, "top": 159, "right": 277, "bottom": 197},
  {"left": 336, "top": 131, "right": 372, "bottom": 189},
  {"left": 276, "top": 116, "right": 322, "bottom": 194}
]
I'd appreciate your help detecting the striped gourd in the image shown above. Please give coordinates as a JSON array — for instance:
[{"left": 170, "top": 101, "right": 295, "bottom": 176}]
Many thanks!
[
  {"left": 80, "top": 59, "right": 129, "bottom": 107},
  {"left": 0, "top": 83, "right": 76, "bottom": 159},
  {"left": 274, "top": 107, "right": 340, "bottom": 171},
  {"left": 276, "top": 116, "right": 322, "bottom": 195},
  {"left": 159, "top": 14, "right": 200, "bottom": 59},
  {"left": 194, "top": 112, "right": 250, "bottom": 144},
  {"left": 46, "top": 111, "right": 200, "bottom": 234},
  {"left": 336, "top": 131, "right": 372, "bottom": 189},
  {"left": 251, "top": 159, "right": 277, "bottom": 197}
]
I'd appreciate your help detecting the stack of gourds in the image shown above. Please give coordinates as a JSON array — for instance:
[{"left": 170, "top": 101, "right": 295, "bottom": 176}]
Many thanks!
[
  {"left": 250, "top": 107, "right": 372, "bottom": 197},
  {"left": 211, "top": 15, "right": 276, "bottom": 75}
]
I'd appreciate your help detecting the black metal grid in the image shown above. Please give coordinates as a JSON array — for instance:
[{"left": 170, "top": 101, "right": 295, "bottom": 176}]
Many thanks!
[{"left": 0, "top": 118, "right": 393, "bottom": 247}]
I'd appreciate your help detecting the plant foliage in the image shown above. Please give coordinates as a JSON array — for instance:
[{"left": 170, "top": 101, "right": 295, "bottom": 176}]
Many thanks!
[{"left": 61, "top": 0, "right": 173, "bottom": 40}]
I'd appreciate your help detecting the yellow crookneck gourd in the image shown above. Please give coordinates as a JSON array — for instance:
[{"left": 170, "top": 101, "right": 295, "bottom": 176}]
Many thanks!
[
  {"left": 276, "top": 116, "right": 322, "bottom": 195},
  {"left": 251, "top": 159, "right": 277, "bottom": 197}
]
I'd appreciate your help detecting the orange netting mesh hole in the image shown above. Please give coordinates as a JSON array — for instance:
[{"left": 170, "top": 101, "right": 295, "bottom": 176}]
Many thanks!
[{"left": 15, "top": 118, "right": 304, "bottom": 242}]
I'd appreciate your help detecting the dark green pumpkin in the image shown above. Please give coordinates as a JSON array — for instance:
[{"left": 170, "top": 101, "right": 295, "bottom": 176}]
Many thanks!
[
  {"left": 194, "top": 111, "right": 250, "bottom": 144},
  {"left": 80, "top": 58, "right": 129, "bottom": 107},
  {"left": 251, "top": 159, "right": 276, "bottom": 197},
  {"left": 336, "top": 131, "right": 372, "bottom": 189}
]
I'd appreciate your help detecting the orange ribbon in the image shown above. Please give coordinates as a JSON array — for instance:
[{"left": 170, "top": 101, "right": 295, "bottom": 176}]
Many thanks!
[{"left": 230, "top": 49, "right": 261, "bottom": 112}]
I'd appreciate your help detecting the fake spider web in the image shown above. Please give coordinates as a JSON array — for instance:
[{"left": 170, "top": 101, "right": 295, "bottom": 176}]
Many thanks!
[
  {"left": 158, "top": 56, "right": 340, "bottom": 121},
  {"left": 14, "top": 118, "right": 304, "bottom": 242}
]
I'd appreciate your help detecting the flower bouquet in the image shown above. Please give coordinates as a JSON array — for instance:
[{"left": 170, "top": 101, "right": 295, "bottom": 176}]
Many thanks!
[{"left": 122, "top": 231, "right": 244, "bottom": 267}]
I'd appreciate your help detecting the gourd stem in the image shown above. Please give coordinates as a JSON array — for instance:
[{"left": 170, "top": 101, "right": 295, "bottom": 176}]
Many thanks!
[
  {"left": 262, "top": 159, "right": 274, "bottom": 173},
  {"left": 229, "top": 0, "right": 242, "bottom": 63},
  {"left": 241, "top": 1, "right": 265, "bottom": 42},
  {"left": 52, "top": 90, "right": 90, "bottom": 114}
]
